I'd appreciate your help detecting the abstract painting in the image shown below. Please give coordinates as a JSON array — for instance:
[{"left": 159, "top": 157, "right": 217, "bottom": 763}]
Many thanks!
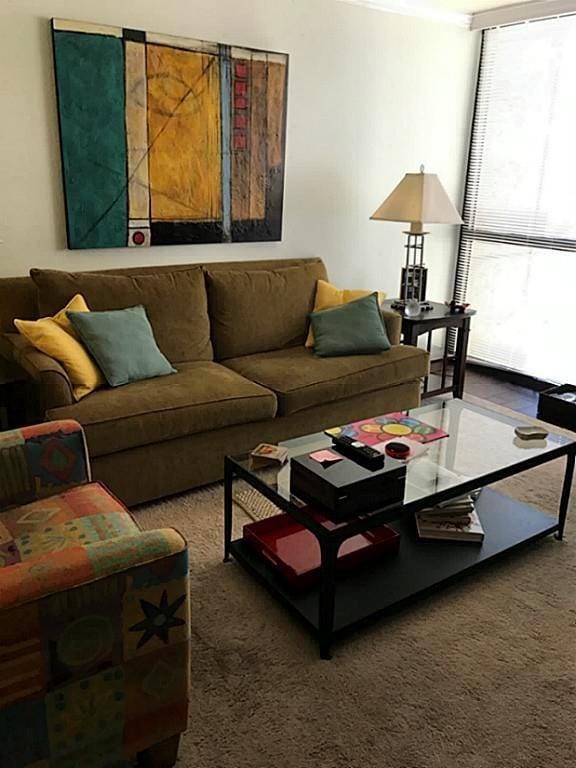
[{"left": 51, "top": 19, "right": 289, "bottom": 249}]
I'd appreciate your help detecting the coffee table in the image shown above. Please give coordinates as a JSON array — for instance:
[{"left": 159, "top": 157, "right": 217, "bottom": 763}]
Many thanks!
[{"left": 224, "top": 399, "right": 575, "bottom": 659}]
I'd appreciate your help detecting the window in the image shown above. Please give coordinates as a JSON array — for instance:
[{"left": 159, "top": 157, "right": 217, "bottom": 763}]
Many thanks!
[{"left": 455, "top": 15, "right": 576, "bottom": 384}]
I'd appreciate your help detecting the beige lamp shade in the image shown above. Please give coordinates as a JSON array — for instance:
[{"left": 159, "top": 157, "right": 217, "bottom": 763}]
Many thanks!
[{"left": 371, "top": 167, "right": 463, "bottom": 234}]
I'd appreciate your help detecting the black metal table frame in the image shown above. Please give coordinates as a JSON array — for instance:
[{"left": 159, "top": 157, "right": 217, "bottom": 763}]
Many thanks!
[{"left": 224, "top": 446, "right": 575, "bottom": 660}]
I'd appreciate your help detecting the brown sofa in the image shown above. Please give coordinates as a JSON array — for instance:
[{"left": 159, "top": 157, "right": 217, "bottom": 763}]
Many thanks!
[{"left": 0, "top": 258, "right": 429, "bottom": 506}]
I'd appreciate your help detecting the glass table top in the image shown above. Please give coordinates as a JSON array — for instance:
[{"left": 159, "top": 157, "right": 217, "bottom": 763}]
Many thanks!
[{"left": 232, "top": 399, "right": 575, "bottom": 508}]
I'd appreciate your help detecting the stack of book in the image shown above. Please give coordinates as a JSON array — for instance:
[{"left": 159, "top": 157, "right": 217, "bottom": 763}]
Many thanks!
[
  {"left": 250, "top": 443, "right": 289, "bottom": 469},
  {"left": 415, "top": 495, "right": 485, "bottom": 543}
]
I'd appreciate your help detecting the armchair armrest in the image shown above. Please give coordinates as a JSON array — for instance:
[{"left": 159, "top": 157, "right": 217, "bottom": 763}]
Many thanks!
[
  {"left": 0, "top": 528, "right": 187, "bottom": 611},
  {"left": 0, "top": 529, "right": 190, "bottom": 762},
  {"left": 7, "top": 333, "right": 74, "bottom": 410},
  {"left": 382, "top": 309, "right": 402, "bottom": 346},
  {"left": 0, "top": 419, "right": 90, "bottom": 510}
]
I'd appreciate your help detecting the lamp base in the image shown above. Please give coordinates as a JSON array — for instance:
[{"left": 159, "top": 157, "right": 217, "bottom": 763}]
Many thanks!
[{"left": 400, "top": 265, "right": 428, "bottom": 303}]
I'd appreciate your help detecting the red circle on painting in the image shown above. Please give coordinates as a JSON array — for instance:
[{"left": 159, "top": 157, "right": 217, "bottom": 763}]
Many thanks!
[{"left": 132, "top": 231, "right": 145, "bottom": 246}]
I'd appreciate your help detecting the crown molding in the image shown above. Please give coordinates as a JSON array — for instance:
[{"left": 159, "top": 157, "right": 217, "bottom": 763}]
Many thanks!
[
  {"left": 335, "top": 0, "right": 472, "bottom": 28},
  {"left": 470, "top": 0, "right": 576, "bottom": 29}
]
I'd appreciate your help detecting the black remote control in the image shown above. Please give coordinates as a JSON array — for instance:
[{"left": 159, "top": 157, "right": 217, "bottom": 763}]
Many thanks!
[{"left": 331, "top": 434, "right": 385, "bottom": 470}]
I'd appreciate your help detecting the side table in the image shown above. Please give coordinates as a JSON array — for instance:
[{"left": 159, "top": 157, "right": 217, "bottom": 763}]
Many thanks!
[
  {"left": 383, "top": 300, "right": 476, "bottom": 399},
  {"left": 0, "top": 360, "right": 29, "bottom": 430}
]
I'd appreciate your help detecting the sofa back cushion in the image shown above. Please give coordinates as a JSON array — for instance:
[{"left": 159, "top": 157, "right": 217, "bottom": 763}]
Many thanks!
[
  {"left": 206, "top": 261, "right": 328, "bottom": 360},
  {"left": 30, "top": 268, "right": 212, "bottom": 364}
]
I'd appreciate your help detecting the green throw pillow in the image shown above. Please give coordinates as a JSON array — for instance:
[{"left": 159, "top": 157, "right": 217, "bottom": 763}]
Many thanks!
[
  {"left": 67, "top": 305, "right": 176, "bottom": 387},
  {"left": 309, "top": 292, "right": 391, "bottom": 357}
]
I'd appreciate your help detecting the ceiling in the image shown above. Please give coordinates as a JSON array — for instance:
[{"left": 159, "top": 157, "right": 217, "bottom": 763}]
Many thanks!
[
  {"left": 413, "top": 0, "right": 529, "bottom": 11},
  {"left": 336, "top": 0, "right": 576, "bottom": 28}
]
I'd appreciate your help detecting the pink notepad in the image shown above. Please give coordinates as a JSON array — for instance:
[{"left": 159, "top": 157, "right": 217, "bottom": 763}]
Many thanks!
[{"left": 309, "top": 450, "right": 343, "bottom": 464}]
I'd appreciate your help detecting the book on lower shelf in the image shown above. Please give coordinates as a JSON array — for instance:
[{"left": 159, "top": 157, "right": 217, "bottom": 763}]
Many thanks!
[{"left": 415, "top": 495, "right": 485, "bottom": 543}]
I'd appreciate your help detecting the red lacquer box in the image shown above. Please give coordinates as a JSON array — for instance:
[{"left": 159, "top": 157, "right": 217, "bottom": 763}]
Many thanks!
[{"left": 243, "top": 511, "right": 400, "bottom": 590}]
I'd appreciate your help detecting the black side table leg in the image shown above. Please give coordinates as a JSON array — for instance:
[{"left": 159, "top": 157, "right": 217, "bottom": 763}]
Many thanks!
[
  {"left": 224, "top": 459, "right": 234, "bottom": 562},
  {"left": 556, "top": 452, "right": 575, "bottom": 541},
  {"left": 453, "top": 318, "right": 471, "bottom": 399},
  {"left": 318, "top": 540, "right": 339, "bottom": 660},
  {"left": 403, "top": 325, "right": 418, "bottom": 347}
]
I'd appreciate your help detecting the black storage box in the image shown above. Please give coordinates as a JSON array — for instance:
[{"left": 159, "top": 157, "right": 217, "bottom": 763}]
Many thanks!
[
  {"left": 537, "top": 384, "right": 576, "bottom": 431},
  {"left": 290, "top": 452, "right": 407, "bottom": 522}
]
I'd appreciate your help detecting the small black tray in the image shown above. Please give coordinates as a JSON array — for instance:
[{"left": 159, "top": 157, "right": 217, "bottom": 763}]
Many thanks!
[{"left": 537, "top": 384, "right": 576, "bottom": 431}]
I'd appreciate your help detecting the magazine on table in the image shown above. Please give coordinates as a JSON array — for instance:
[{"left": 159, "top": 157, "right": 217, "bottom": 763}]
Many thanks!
[{"left": 325, "top": 412, "right": 448, "bottom": 448}]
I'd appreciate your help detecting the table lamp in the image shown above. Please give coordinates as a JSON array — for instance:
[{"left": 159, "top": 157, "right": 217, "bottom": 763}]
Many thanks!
[{"left": 370, "top": 166, "right": 463, "bottom": 312}]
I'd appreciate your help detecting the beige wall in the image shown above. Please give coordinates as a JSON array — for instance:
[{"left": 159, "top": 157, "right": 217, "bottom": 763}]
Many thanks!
[{"left": 0, "top": 0, "right": 479, "bottom": 300}]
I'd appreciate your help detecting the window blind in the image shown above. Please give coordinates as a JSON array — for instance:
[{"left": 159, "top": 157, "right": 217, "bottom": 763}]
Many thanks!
[{"left": 454, "top": 15, "right": 576, "bottom": 384}]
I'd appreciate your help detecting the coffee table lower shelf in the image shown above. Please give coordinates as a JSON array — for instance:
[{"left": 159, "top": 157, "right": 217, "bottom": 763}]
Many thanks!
[{"left": 229, "top": 489, "right": 559, "bottom": 656}]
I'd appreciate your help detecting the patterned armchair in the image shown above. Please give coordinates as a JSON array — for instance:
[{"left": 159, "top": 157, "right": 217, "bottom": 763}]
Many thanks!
[{"left": 0, "top": 420, "right": 190, "bottom": 768}]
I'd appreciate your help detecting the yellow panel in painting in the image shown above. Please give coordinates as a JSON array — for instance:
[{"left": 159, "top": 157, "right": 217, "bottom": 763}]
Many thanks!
[
  {"left": 125, "top": 41, "right": 150, "bottom": 221},
  {"left": 146, "top": 33, "right": 219, "bottom": 55},
  {"left": 147, "top": 45, "right": 222, "bottom": 221},
  {"left": 267, "top": 62, "right": 287, "bottom": 169}
]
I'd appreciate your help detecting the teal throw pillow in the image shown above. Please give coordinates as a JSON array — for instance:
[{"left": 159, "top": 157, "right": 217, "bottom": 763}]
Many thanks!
[
  {"left": 310, "top": 292, "right": 391, "bottom": 357},
  {"left": 67, "top": 305, "right": 176, "bottom": 387}
]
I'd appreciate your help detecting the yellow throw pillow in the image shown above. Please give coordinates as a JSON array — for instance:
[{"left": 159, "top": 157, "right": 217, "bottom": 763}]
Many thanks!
[
  {"left": 15, "top": 294, "right": 104, "bottom": 401},
  {"left": 305, "top": 280, "right": 387, "bottom": 347}
]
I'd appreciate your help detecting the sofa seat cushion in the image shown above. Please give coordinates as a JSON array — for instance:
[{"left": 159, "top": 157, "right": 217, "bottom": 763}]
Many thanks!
[
  {"left": 47, "top": 362, "right": 277, "bottom": 457},
  {"left": 223, "top": 345, "right": 429, "bottom": 416},
  {"left": 0, "top": 482, "right": 137, "bottom": 569}
]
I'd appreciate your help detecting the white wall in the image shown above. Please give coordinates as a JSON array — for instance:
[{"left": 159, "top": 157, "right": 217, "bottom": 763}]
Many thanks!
[{"left": 0, "top": 0, "right": 479, "bottom": 300}]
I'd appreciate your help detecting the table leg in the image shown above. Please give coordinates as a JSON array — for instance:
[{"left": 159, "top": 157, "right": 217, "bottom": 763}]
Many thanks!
[
  {"left": 318, "top": 540, "right": 339, "bottom": 660},
  {"left": 441, "top": 329, "right": 449, "bottom": 392},
  {"left": 556, "top": 452, "right": 575, "bottom": 541},
  {"left": 403, "top": 325, "right": 418, "bottom": 347},
  {"left": 423, "top": 331, "right": 432, "bottom": 394},
  {"left": 453, "top": 318, "right": 471, "bottom": 399},
  {"left": 224, "top": 459, "right": 234, "bottom": 562}
]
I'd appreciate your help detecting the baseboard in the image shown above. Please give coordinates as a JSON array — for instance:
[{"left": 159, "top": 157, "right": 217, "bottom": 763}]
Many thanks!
[{"left": 467, "top": 362, "right": 554, "bottom": 393}]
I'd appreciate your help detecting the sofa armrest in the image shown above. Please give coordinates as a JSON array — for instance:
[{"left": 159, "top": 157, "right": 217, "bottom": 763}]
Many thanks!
[
  {"left": 382, "top": 309, "right": 402, "bottom": 346},
  {"left": 0, "top": 420, "right": 90, "bottom": 510},
  {"left": 7, "top": 332, "right": 74, "bottom": 409},
  {"left": 0, "top": 529, "right": 187, "bottom": 611}
]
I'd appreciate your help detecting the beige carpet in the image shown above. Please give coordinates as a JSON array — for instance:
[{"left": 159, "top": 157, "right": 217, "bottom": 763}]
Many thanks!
[{"left": 134, "top": 398, "right": 576, "bottom": 768}]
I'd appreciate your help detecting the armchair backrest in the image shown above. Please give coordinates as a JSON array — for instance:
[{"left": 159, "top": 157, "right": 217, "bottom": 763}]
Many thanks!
[{"left": 0, "top": 420, "right": 90, "bottom": 511}]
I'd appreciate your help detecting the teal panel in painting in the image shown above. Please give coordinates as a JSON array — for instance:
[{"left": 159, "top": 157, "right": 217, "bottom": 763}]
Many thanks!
[{"left": 53, "top": 31, "right": 127, "bottom": 249}]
